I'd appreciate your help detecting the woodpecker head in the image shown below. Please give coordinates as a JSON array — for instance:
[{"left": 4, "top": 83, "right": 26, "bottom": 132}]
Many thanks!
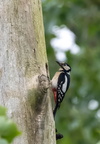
[{"left": 56, "top": 61, "right": 71, "bottom": 72}]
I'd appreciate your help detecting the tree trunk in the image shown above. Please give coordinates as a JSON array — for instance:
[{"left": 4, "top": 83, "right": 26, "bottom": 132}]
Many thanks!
[{"left": 0, "top": 0, "right": 56, "bottom": 144}]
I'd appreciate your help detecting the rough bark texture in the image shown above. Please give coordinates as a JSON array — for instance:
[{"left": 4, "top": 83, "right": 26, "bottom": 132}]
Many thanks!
[{"left": 0, "top": 0, "right": 56, "bottom": 144}]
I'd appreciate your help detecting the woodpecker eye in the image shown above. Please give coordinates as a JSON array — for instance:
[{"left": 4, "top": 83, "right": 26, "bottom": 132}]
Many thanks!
[{"left": 63, "top": 63, "right": 66, "bottom": 66}]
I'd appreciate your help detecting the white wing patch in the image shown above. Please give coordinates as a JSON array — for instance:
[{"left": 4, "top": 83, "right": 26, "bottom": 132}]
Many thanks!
[{"left": 62, "top": 75, "right": 67, "bottom": 93}]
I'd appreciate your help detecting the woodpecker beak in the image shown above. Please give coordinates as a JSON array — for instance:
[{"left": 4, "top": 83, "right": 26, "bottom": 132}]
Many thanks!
[
  {"left": 56, "top": 61, "right": 66, "bottom": 71},
  {"left": 56, "top": 61, "right": 60, "bottom": 65},
  {"left": 56, "top": 61, "right": 62, "bottom": 67}
]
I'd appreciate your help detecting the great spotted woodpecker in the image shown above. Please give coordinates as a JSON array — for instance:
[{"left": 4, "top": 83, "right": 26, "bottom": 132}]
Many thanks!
[{"left": 51, "top": 61, "right": 71, "bottom": 117}]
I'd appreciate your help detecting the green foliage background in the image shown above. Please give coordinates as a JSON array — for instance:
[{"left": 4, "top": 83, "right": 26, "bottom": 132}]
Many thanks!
[
  {"left": 0, "top": 106, "right": 21, "bottom": 144},
  {"left": 42, "top": 0, "right": 100, "bottom": 144}
]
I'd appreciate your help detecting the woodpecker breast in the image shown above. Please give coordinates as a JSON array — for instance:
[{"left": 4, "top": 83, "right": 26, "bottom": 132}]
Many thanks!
[{"left": 51, "top": 71, "right": 61, "bottom": 89}]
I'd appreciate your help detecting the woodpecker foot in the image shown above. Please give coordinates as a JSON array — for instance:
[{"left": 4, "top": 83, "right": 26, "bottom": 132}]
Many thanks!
[{"left": 56, "top": 133, "right": 63, "bottom": 140}]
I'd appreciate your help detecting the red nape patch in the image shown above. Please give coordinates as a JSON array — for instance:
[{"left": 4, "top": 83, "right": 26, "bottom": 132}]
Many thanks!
[{"left": 52, "top": 88, "right": 57, "bottom": 103}]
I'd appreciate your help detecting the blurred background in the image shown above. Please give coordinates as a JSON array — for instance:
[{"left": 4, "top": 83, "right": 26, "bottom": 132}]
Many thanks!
[{"left": 42, "top": 0, "right": 100, "bottom": 144}]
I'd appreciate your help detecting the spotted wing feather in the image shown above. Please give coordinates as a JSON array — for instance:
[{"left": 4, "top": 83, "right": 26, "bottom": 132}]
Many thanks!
[{"left": 57, "top": 72, "right": 70, "bottom": 107}]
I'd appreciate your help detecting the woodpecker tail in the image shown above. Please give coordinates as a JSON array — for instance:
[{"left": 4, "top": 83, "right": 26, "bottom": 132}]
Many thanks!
[{"left": 53, "top": 103, "right": 59, "bottom": 118}]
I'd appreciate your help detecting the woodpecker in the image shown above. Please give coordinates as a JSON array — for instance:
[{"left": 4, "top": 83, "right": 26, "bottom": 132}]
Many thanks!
[{"left": 51, "top": 61, "right": 71, "bottom": 117}]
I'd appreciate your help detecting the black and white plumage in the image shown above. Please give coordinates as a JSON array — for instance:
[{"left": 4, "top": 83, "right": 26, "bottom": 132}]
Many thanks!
[{"left": 51, "top": 61, "right": 71, "bottom": 117}]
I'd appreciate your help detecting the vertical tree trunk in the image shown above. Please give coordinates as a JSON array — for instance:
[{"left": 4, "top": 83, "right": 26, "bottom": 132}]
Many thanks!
[{"left": 0, "top": 0, "right": 56, "bottom": 144}]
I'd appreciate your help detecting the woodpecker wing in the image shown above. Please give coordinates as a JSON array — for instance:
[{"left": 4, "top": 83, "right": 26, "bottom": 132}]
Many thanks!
[{"left": 57, "top": 72, "right": 70, "bottom": 106}]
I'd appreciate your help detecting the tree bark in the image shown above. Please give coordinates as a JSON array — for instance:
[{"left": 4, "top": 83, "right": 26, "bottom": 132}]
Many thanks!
[{"left": 0, "top": 0, "right": 56, "bottom": 144}]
